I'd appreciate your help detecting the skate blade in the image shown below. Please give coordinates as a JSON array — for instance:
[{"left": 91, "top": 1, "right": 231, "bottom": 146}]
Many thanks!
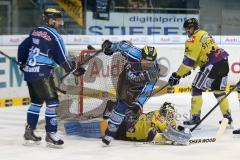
[
  {"left": 46, "top": 142, "right": 63, "bottom": 149},
  {"left": 23, "top": 140, "right": 41, "bottom": 146}
]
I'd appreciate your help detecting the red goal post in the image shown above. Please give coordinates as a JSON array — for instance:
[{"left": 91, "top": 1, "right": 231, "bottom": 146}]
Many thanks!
[{"left": 56, "top": 49, "right": 127, "bottom": 121}]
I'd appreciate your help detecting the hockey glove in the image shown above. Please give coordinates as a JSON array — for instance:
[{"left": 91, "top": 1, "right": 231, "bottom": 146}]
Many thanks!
[
  {"left": 102, "top": 40, "right": 113, "bottom": 55},
  {"left": 73, "top": 67, "right": 86, "bottom": 76},
  {"left": 19, "top": 62, "right": 26, "bottom": 72},
  {"left": 72, "top": 61, "right": 86, "bottom": 76},
  {"left": 168, "top": 72, "right": 181, "bottom": 86}
]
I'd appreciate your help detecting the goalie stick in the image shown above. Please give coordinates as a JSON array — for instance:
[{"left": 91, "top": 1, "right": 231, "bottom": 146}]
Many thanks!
[
  {"left": 138, "top": 118, "right": 228, "bottom": 146},
  {"left": 189, "top": 118, "right": 228, "bottom": 144}
]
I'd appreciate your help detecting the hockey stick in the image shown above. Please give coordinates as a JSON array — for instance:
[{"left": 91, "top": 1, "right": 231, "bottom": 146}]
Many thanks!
[
  {"left": 59, "top": 49, "right": 103, "bottom": 82},
  {"left": 137, "top": 118, "right": 228, "bottom": 146},
  {"left": 152, "top": 83, "right": 169, "bottom": 96},
  {"left": 190, "top": 81, "right": 240, "bottom": 132},
  {"left": 140, "top": 118, "right": 228, "bottom": 146},
  {"left": 0, "top": 50, "right": 23, "bottom": 67},
  {"left": 0, "top": 50, "right": 71, "bottom": 95},
  {"left": 189, "top": 118, "right": 228, "bottom": 144}
]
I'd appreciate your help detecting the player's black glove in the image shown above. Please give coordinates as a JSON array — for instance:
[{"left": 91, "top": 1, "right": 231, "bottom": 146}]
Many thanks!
[
  {"left": 19, "top": 62, "right": 26, "bottom": 72},
  {"left": 73, "top": 67, "right": 85, "bottom": 76},
  {"left": 102, "top": 40, "right": 113, "bottom": 56},
  {"left": 72, "top": 61, "right": 86, "bottom": 76},
  {"left": 168, "top": 72, "right": 181, "bottom": 86}
]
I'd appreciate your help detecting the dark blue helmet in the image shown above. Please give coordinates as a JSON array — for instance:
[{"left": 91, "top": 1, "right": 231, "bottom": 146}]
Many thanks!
[{"left": 183, "top": 18, "right": 199, "bottom": 30}]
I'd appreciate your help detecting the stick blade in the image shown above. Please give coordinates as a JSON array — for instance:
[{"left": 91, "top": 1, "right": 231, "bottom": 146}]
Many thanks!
[{"left": 215, "top": 118, "right": 228, "bottom": 141}]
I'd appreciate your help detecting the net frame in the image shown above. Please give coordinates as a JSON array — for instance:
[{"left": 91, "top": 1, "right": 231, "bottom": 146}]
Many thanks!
[{"left": 56, "top": 49, "right": 127, "bottom": 121}]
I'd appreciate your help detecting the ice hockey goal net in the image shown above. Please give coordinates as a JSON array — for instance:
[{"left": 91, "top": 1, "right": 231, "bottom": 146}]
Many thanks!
[{"left": 56, "top": 49, "right": 127, "bottom": 121}]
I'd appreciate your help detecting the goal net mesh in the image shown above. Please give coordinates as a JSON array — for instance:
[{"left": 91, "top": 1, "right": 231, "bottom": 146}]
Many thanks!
[{"left": 54, "top": 49, "right": 127, "bottom": 122}]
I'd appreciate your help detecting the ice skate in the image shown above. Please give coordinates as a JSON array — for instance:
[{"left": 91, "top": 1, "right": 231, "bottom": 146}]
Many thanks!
[
  {"left": 219, "top": 114, "right": 233, "bottom": 129},
  {"left": 102, "top": 135, "right": 113, "bottom": 146},
  {"left": 183, "top": 115, "right": 200, "bottom": 126},
  {"left": 232, "top": 128, "right": 240, "bottom": 138},
  {"left": 45, "top": 132, "right": 64, "bottom": 148},
  {"left": 233, "top": 128, "right": 240, "bottom": 134},
  {"left": 23, "top": 125, "right": 42, "bottom": 146}
]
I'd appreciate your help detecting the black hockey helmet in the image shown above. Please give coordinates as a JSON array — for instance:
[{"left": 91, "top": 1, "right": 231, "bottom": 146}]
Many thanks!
[
  {"left": 43, "top": 8, "right": 62, "bottom": 21},
  {"left": 142, "top": 46, "right": 157, "bottom": 61},
  {"left": 160, "top": 102, "right": 175, "bottom": 124},
  {"left": 183, "top": 18, "right": 199, "bottom": 30}
]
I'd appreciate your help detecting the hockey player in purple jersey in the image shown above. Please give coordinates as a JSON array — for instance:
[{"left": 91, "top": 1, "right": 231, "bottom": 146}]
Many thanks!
[
  {"left": 18, "top": 8, "right": 85, "bottom": 147},
  {"left": 101, "top": 40, "right": 160, "bottom": 145}
]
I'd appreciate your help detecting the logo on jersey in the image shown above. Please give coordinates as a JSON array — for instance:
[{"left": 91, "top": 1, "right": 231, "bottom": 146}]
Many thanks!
[
  {"left": 23, "top": 66, "right": 40, "bottom": 72},
  {"left": 32, "top": 30, "right": 51, "bottom": 41},
  {"left": 50, "top": 118, "right": 57, "bottom": 126},
  {"left": 155, "top": 115, "right": 164, "bottom": 122},
  {"left": 187, "top": 36, "right": 195, "bottom": 43}
]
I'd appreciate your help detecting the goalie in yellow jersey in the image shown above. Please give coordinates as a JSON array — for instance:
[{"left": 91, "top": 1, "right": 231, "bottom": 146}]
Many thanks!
[
  {"left": 112, "top": 102, "right": 191, "bottom": 145},
  {"left": 168, "top": 18, "right": 232, "bottom": 126}
]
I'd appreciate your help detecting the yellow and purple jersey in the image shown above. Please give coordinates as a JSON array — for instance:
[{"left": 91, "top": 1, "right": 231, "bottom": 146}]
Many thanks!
[
  {"left": 125, "top": 110, "right": 176, "bottom": 141},
  {"left": 176, "top": 30, "right": 228, "bottom": 77}
]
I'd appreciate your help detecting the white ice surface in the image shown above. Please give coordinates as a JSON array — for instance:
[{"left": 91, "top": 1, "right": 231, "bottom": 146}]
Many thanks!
[{"left": 1, "top": 92, "right": 240, "bottom": 160}]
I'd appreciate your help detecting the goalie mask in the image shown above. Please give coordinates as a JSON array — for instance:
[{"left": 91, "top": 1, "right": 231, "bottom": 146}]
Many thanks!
[
  {"left": 142, "top": 46, "right": 157, "bottom": 61},
  {"left": 160, "top": 102, "right": 175, "bottom": 124}
]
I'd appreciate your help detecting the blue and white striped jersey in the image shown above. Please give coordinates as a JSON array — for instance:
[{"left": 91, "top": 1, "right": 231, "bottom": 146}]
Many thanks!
[
  {"left": 113, "top": 41, "right": 160, "bottom": 106},
  {"left": 18, "top": 24, "right": 73, "bottom": 81}
]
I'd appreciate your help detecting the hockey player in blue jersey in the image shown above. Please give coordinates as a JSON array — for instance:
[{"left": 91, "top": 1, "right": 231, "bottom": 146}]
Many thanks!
[
  {"left": 18, "top": 8, "right": 85, "bottom": 147},
  {"left": 101, "top": 40, "right": 160, "bottom": 145}
]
